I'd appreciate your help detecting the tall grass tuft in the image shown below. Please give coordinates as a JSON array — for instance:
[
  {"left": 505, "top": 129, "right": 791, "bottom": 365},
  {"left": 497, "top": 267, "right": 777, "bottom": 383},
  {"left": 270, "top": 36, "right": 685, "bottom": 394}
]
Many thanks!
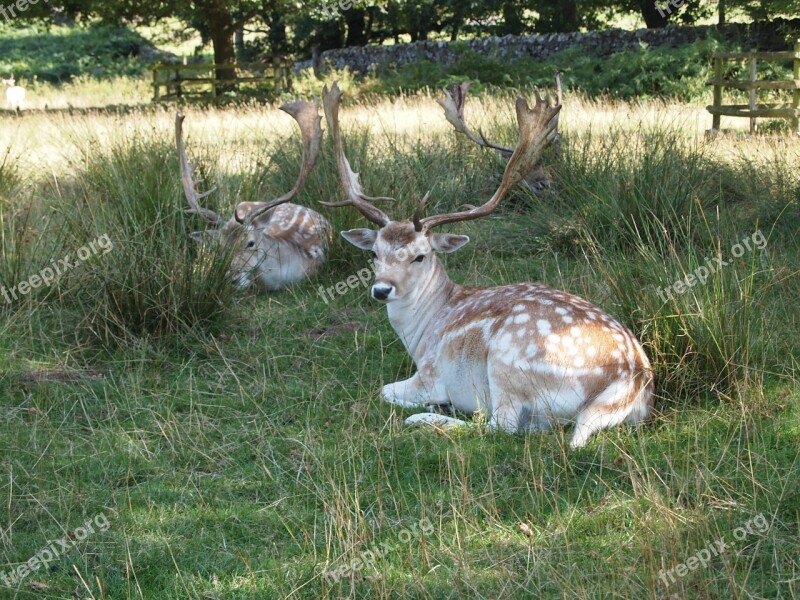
[
  {"left": 552, "top": 128, "right": 717, "bottom": 253},
  {"left": 584, "top": 213, "right": 775, "bottom": 401},
  {"left": 0, "top": 145, "right": 58, "bottom": 312},
  {"left": 533, "top": 128, "right": 793, "bottom": 402},
  {"left": 0, "top": 145, "right": 25, "bottom": 297},
  {"left": 52, "top": 123, "right": 238, "bottom": 344}
]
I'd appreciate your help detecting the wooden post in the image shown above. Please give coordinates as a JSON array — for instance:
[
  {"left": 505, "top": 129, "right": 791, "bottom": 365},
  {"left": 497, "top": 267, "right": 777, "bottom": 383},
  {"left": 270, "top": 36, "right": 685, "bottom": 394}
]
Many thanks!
[
  {"left": 712, "top": 56, "right": 723, "bottom": 130},
  {"left": 793, "top": 41, "right": 800, "bottom": 134},
  {"left": 176, "top": 58, "right": 187, "bottom": 99},
  {"left": 152, "top": 66, "right": 160, "bottom": 102},
  {"left": 748, "top": 50, "right": 757, "bottom": 134},
  {"left": 211, "top": 65, "right": 217, "bottom": 99}
]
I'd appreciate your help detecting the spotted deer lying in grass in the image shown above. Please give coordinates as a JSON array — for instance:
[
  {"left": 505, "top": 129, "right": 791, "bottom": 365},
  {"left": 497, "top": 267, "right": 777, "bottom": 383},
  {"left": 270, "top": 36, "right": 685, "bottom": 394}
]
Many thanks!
[
  {"left": 176, "top": 100, "right": 331, "bottom": 290},
  {"left": 322, "top": 81, "right": 653, "bottom": 448},
  {"left": 2, "top": 75, "right": 25, "bottom": 111}
]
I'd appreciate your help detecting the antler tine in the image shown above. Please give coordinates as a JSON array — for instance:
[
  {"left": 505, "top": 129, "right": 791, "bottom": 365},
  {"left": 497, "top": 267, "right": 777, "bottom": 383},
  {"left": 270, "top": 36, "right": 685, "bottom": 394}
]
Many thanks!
[
  {"left": 545, "top": 71, "right": 563, "bottom": 145},
  {"left": 420, "top": 87, "right": 562, "bottom": 231},
  {"left": 555, "top": 71, "right": 563, "bottom": 106},
  {"left": 411, "top": 191, "right": 431, "bottom": 232},
  {"left": 437, "top": 81, "right": 514, "bottom": 158},
  {"left": 320, "top": 80, "right": 392, "bottom": 227},
  {"left": 236, "top": 99, "right": 324, "bottom": 223},
  {"left": 175, "top": 113, "right": 224, "bottom": 226}
]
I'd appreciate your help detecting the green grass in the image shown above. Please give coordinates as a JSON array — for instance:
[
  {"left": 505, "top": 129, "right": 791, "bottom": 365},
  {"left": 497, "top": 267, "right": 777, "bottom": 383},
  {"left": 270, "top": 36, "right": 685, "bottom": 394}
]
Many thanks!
[
  {"left": 0, "top": 94, "right": 797, "bottom": 598},
  {"left": 0, "top": 22, "right": 151, "bottom": 83}
]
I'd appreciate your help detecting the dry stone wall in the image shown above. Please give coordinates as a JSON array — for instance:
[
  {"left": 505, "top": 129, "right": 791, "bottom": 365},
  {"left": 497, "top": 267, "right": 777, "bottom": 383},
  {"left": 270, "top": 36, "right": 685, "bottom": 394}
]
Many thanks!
[{"left": 295, "top": 19, "right": 800, "bottom": 74}]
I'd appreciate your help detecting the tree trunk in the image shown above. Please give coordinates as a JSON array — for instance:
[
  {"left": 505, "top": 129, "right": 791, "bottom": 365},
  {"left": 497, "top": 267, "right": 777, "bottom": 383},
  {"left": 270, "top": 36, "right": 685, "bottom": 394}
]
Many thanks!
[
  {"left": 641, "top": 0, "right": 670, "bottom": 28},
  {"left": 501, "top": 2, "right": 525, "bottom": 35},
  {"left": 555, "top": 0, "right": 579, "bottom": 32},
  {"left": 208, "top": 5, "right": 236, "bottom": 85},
  {"left": 450, "top": 3, "right": 464, "bottom": 40},
  {"left": 718, "top": 0, "right": 725, "bottom": 25},
  {"left": 344, "top": 8, "right": 368, "bottom": 46},
  {"left": 264, "top": 0, "right": 289, "bottom": 54},
  {"left": 235, "top": 28, "right": 245, "bottom": 58}
]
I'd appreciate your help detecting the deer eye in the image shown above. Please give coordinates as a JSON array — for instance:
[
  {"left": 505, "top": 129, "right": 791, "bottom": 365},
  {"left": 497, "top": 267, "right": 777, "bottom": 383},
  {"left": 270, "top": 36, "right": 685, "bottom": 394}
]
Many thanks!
[
  {"left": 413, "top": 255, "right": 425, "bottom": 263},
  {"left": 370, "top": 251, "right": 377, "bottom": 259},
  {"left": 246, "top": 240, "right": 256, "bottom": 248}
]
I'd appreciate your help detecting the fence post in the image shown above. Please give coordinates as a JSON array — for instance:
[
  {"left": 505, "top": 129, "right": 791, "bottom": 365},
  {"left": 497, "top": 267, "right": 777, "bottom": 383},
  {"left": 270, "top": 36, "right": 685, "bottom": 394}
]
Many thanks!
[
  {"left": 748, "top": 50, "right": 757, "bottom": 134},
  {"left": 793, "top": 41, "right": 800, "bottom": 134},
  {"left": 712, "top": 55, "right": 722, "bottom": 130}
]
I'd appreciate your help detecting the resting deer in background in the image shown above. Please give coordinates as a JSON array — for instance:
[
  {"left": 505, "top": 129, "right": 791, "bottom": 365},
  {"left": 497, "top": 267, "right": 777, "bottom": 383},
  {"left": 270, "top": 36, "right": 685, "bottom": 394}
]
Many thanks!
[
  {"left": 3, "top": 75, "right": 25, "bottom": 111},
  {"left": 437, "top": 78, "right": 562, "bottom": 191},
  {"left": 322, "top": 81, "right": 653, "bottom": 448},
  {"left": 176, "top": 100, "right": 331, "bottom": 290}
]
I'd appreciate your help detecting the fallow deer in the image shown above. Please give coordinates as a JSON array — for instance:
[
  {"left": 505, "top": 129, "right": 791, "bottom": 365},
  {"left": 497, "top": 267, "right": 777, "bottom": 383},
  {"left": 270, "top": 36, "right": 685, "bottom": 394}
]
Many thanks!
[
  {"left": 176, "top": 100, "right": 331, "bottom": 290},
  {"left": 437, "top": 78, "right": 562, "bottom": 191},
  {"left": 3, "top": 76, "right": 25, "bottom": 111},
  {"left": 322, "top": 81, "right": 653, "bottom": 448}
]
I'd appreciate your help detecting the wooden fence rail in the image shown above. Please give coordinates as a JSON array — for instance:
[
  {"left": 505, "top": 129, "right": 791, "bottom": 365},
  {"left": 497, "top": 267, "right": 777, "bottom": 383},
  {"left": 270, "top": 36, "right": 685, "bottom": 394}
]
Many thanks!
[
  {"left": 707, "top": 44, "right": 800, "bottom": 134},
  {"left": 152, "top": 58, "right": 292, "bottom": 102}
]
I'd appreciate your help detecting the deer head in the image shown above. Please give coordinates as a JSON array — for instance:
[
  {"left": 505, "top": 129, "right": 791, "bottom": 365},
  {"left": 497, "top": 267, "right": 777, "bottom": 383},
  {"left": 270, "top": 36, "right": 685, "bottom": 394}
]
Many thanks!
[
  {"left": 322, "top": 80, "right": 560, "bottom": 305},
  {"left": 176, "top": 101, "right": 330, "bottom": 290},
  {"left": 323, "top": 80, "right": 653, "bottom": 448}
]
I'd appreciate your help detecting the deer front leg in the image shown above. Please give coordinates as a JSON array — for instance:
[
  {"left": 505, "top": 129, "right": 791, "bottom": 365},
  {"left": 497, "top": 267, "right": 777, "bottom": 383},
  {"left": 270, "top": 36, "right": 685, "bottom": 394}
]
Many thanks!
[
  {"left": 383, "top": 375, "right": 466, "bottom": 427},
  {"left": 381, "top": 374, "right": 433, "bottom": 408},
  {"left": 382, "top": 368, "right": 456, "bottom": 408}
]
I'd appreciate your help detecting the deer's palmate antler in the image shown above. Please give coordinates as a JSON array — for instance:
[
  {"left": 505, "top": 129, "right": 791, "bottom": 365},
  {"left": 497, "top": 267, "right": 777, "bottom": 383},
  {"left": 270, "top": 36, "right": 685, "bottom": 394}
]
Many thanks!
[
  {"left": 437, "top": 75, "right": 562, "bottom": 190},
  {"left": 324, "top": 78, "right": 653, "bottom": 448}
]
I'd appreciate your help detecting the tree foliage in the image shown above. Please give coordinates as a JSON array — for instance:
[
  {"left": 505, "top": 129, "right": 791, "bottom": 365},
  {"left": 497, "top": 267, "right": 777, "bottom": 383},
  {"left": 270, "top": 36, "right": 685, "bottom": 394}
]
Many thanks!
[{"left": 9, "top": 0, "right": 798, "bottom": 64}]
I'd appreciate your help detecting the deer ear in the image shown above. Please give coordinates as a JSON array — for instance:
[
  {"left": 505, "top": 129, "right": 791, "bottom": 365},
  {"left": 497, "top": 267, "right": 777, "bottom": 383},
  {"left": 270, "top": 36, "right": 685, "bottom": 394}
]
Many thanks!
[
  {"left": 429, "top": 233, "right": 469, "bottom": 253},
  {"left": 235, "top": 201, "right": 273, "bottom": 223},
  {"left": 341, "top": 229, "right": 377, "bottom": 251}
]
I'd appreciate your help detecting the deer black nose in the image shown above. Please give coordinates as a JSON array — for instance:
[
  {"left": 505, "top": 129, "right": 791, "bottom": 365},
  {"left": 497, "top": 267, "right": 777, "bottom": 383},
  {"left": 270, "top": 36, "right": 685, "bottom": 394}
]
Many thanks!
[{"left": 371, "top": 285, "right": 393, "bottom": 301}]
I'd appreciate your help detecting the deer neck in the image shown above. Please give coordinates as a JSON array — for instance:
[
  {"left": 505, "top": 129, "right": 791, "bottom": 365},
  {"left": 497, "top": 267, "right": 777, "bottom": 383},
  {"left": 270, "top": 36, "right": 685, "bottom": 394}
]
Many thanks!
[{"left": 386, "top": 256, "right": 456, "bottom": 359}]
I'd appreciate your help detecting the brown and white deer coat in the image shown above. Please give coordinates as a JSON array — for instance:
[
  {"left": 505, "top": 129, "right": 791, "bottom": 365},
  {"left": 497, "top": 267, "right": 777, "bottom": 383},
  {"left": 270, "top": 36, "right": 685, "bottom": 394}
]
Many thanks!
[
  {"left": 176, "top": 100, "right": 331, "bottom": 290},
  {"left": 322, "top": 81, "right": 653, "bottom": 448}
]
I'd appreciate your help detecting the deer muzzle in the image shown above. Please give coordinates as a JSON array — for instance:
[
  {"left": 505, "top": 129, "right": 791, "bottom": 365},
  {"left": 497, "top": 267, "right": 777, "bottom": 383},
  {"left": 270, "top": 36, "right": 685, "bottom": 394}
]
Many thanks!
[{"left": 371, "top": 283, "right": 394, "bottom": 302}]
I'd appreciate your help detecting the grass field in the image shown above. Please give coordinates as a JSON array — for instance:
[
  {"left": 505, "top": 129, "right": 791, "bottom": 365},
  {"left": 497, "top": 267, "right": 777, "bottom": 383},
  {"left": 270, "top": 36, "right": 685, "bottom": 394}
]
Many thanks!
[{"left": 0, "top": 86, "right": 798, "bottom": 599}]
